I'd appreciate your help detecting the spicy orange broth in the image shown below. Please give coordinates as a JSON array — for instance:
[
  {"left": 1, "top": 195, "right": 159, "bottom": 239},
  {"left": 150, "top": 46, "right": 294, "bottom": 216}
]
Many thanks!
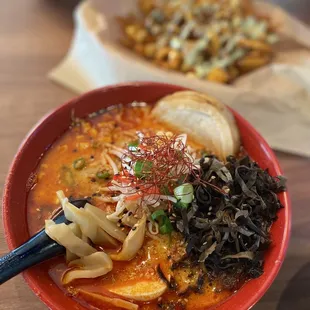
[{"left": 27, "top": 105, "right": 232, "bottom": 309}]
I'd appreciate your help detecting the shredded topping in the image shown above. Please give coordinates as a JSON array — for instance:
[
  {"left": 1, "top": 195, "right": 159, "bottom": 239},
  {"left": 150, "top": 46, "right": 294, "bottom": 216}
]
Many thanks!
[{"left": 171, "top": 155, "right": 286, "bottom": 290}]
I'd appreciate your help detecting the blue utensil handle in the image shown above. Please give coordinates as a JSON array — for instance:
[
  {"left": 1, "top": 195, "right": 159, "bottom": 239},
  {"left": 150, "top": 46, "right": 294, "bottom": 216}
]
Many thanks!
[
  {"left": 0, "top": 229, "right": 65, "bottom": 285},
  {"left": 0, "top": 199, "right": 88, "bottom": 285}
]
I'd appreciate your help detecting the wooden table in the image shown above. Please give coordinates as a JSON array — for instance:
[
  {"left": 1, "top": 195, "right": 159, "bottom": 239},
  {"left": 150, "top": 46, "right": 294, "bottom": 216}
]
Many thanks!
[{"left": 0, "top": 1, "right": 309, "bottom": 309}]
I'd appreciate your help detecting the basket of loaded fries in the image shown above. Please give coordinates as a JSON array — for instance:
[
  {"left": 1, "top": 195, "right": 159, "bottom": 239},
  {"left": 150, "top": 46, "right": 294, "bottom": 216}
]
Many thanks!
[
  {"left": 118, "top": 0, "right": 280, "bottom": 83},
  {"left": 49, "top": 0, "right": 310, "bottom": 157}
]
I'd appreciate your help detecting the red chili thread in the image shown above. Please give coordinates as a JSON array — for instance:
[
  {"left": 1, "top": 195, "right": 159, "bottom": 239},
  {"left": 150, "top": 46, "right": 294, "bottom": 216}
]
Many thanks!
[{"left": 115, "top": 134, "right": 225, "bottom": 204}]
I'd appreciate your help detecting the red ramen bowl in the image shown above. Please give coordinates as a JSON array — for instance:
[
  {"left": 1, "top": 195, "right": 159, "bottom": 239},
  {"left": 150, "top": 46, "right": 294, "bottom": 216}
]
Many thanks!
[{"left": 2, "top": 82, "right": 291, "bottom": 310}]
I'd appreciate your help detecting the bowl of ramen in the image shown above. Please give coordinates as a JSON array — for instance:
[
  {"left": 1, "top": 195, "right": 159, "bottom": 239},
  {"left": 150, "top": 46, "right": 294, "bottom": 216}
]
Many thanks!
[{"left": 3, "top": 82, "right": 290, "bottom": 310}]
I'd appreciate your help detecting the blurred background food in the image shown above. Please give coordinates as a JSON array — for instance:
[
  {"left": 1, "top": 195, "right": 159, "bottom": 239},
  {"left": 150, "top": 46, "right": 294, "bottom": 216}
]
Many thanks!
[{"left": 119, "top": 0, "right": 278, "bottom": 83}]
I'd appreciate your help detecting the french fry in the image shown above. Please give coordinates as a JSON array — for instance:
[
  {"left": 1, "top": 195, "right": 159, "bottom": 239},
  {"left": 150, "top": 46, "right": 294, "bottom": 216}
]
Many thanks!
[
  {"left": 144, "top": 43, "right": 156, "bottom": 58},
  {"left": 154, "top": 59, "right": 171, "bottom": 70},
  {"left": 135, "top": 28, "right": 148, "bottom": 43},
  {"left": 138, "top": 0, "right": 155, "bottom": 15},
  {"left": 168, "top": 50, "right": 183, "bottom": 69},
  {"left": 134, "top": 43, "right": 145, "bottom": 55},
  {"left": 163, "top": 5, "right": 177, "bottom": 19},
  {"left": 181, "top": 63, "right": 192, "bottom": 73},
  {"left": 237, "top": 54, "right": 271, "bottom": 72},
  {"left": 155, "top": 47, "right": 170, "bottom": 61},
  {"left": 247, "top": 50, "right": 264, "bottom": 57},
  {"left": 209, "top": 34, "right": 220, "bottom": 56},
  {"left": 125, "top": 24, "right": 139, "bottom": 41},
  {"left": 207, "top": 68, "right": 230, "bottom": 83},
  {"left": 241, "top": 0, "right": 256, "bottom": 15},
  {"left": 238, "top": 39, "right": 272, "bottom": 53}
]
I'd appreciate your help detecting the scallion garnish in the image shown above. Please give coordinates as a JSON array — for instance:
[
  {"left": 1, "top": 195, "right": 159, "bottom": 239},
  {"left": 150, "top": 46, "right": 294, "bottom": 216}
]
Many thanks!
[
  {"left": 174, "top": 183, "right": 194, "bottom": 204},
  {"left": 151, "top": 210, "right": 166, "bottom": 221},
  {"left": 134, "top": 160, "right": 153, "bottom": 178},
  {"left": 151, "top": 210, "right": 173, "bottom": 235},
  {"left": 128, "top": 140, "right": 139, "bottom": 147},
  {"left": 73, "top": 158, "right": 86, "bottom": 170},
  {"left": 128, "top": 140, "right": 139, "bottom": 151},
  {"left": 96, "top": 170, "right": 111, "bottom": 180},
  {"left": 174, "top": 200, "right": 189, "bottom": 209},
  {"left": 159, "top": 217, "right": 173, "bottom": 234}
]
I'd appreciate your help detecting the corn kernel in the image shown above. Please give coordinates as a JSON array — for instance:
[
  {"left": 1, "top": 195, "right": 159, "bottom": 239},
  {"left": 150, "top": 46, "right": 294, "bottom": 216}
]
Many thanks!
[
  {"left": 82, "top": 122, "right": 91, "bottom": 133},
  {"left": 58, "top": 145, "right": 68, "bottom": 153},
  {"left": 79, "top": 142, "right": 90, "bottom": 150},
  {"left": 89, "top": 128, "right": 98, "bottom": 138}
]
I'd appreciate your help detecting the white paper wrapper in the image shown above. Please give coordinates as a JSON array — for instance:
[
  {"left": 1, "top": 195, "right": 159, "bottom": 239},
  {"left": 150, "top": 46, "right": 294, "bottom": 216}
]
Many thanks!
[{"left": 49, "top": 0, "right": 310, "bottom": 157}]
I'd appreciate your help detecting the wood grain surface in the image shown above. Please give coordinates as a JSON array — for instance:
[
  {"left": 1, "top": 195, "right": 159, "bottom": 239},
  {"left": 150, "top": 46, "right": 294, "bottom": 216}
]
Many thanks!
[{"left": 0, "top": 1, "right": 309, "bottom": 309}]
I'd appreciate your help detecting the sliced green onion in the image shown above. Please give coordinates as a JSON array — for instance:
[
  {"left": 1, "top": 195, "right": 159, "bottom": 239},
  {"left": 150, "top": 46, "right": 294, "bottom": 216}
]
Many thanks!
[
  {"left": 96, "top": 171, "right": 111, "bottom": 180},
  {"left": 73, "top": 157, "right": 86, "bottom": 170},
  {"left": 128, "top": 140, "right": 139, "bottom": 147},
  {"left": 128, "top": 140, "right": 139, "bottom": 151},
  {"left": 134, "top": 160, "right": 143, "bottom": 177},
  {"left": 174, "top": 183, "right": 194, "bottom": 204},
  {"left": 151, "top": 210, "right": 173, "bottom": 235},
  {"left": 174, "top": 200, "right": 189, "bottom": 209},
  {"left": 159, "top": 217, "right": 173, "bottom": 235},
  {"left": 134, "top": 160, "right": 153, "bottom": 178},
  {"left": 151, "top": 209, "right": 166, "bottom": 221}
]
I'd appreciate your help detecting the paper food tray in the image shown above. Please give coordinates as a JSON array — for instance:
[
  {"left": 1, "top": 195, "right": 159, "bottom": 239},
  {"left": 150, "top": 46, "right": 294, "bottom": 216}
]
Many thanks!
[{"left": 49, "top": 0, "right": 310, "bottom": 157}]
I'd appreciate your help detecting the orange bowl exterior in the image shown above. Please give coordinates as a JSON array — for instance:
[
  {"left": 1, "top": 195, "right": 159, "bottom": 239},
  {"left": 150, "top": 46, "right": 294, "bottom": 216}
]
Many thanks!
[{"left": 2, "top": 82, "right": 291, "bottom": 310}]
